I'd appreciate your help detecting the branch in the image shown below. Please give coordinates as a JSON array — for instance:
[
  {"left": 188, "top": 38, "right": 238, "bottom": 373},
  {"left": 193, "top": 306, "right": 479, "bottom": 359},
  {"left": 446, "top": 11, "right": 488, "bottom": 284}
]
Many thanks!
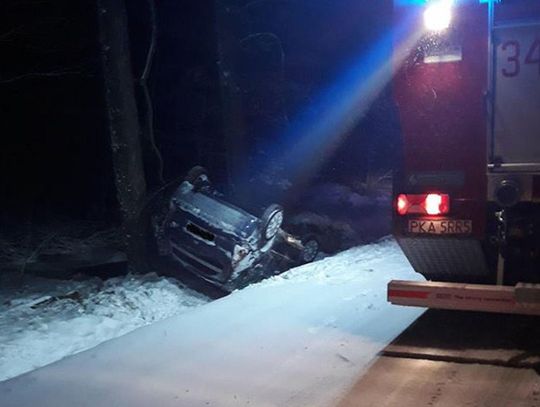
[
  {"left": 0, "top": 69, "right": 85, "bottom": 84},
  {"left": 140, "top": 0, "right": 156, "bottom": 82},
  {"left": 19, "top": 232, "right": 57, "bottom": 276},
  {"left": 139, "top": 0, "right": 164, "bottom": 185},
  {"left": 0, "top": 28, "right": 17, "bottom": 41}
]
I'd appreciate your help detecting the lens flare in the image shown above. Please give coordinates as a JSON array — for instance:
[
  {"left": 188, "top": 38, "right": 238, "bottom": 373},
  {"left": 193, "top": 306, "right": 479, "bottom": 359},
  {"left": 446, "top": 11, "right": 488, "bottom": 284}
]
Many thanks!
[
  {"left": 423, "top": 0, "right": 453, "bottom": 31},
  {"left": 237, "top": 9, "right": 424, "bottom": 205}
]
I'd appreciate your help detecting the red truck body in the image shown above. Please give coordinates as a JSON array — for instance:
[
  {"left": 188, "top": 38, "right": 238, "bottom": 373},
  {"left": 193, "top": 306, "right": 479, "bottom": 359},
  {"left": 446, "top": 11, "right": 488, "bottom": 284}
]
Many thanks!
[{"left": 392, "top": 0, "right": 540, "bottom": 284}]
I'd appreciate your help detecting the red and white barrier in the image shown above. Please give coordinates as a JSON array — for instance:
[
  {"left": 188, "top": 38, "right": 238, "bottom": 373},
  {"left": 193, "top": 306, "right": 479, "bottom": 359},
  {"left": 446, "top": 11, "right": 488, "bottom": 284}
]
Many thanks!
[{"left": 388, "top": 280, "right": 540, "bottom": 316}]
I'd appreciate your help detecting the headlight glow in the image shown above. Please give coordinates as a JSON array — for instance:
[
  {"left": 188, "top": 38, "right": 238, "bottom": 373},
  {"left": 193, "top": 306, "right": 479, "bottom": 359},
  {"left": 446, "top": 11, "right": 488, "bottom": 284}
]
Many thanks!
[{"left": 423, "top": 0, "right": 453, "bottom": 32}]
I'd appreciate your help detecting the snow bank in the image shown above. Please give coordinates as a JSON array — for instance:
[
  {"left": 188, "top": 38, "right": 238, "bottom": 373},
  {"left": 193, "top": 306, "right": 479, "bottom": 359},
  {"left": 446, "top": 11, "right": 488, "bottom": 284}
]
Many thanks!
[
  {"left": 1, "top": 238, "right": 424, "bottom": 407},
  {"left": 0, "top": 273, "right": 209, "bottom": 382}
]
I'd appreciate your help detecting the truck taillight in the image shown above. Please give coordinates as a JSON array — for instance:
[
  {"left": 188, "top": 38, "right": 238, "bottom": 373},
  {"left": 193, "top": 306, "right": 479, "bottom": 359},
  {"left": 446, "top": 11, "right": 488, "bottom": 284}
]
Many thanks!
[
  {"left": 396, "top": 194, "right": 409, "bottom": 215},
  {"left": 396, "top": 193, "right": 450, "bottom": 216}
]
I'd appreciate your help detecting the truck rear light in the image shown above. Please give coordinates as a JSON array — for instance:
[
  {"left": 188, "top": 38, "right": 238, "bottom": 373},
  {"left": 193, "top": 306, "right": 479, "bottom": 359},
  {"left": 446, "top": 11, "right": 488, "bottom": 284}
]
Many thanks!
[
  {"left": 425, "top": 193, "right": 448, "bottom": 215},
  {"left": 396, "top": 194, "right": 409, "bottom": 216},
  {"left": 396, "top": 193, "right": 450, "bottom": 216}
]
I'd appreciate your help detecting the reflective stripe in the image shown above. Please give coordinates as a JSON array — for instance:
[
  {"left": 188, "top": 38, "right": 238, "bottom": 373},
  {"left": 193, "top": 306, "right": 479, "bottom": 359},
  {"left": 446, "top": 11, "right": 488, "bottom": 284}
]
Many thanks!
[{"left": 388, "top": 289, "right": 430, "bottom": 300}]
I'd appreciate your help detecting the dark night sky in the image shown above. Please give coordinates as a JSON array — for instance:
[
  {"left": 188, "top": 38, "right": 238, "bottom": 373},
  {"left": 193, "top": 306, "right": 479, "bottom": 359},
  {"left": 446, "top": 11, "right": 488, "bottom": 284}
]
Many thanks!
[
  {"left": 0, "top": 0, "right": 397, "bottom": 224},
  {"left": 0, "top": 0, "right": 111, "bottom": 222}
]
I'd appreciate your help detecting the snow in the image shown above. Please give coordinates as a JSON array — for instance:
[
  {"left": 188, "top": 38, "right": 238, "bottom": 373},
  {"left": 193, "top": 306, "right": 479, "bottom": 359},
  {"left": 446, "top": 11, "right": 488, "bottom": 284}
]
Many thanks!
[
  {"left": 0, "top": 273, "right": 209, "bottom": 382},
  {"left": 0, "top": 238, "right": 425, "bottom": 407}
]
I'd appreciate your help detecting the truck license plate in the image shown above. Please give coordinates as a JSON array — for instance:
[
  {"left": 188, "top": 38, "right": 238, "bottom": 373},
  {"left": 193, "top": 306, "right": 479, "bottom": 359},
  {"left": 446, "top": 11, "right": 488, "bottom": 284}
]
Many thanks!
[{"left": 408, "top": 219, "right": 472, "bottom": 235}]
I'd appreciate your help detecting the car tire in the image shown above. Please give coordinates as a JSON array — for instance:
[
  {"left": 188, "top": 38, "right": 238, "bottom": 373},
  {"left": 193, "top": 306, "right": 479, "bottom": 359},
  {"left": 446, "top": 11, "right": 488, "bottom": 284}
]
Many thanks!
[
  {"left": 300, "top": 235, "right": 319, "bottom": 263},
  {"left": 260, "top": 204, "right": 284, "bottom": 241},
  {"left": 185, "top": 166, "right": 210, "bottom": 190}
]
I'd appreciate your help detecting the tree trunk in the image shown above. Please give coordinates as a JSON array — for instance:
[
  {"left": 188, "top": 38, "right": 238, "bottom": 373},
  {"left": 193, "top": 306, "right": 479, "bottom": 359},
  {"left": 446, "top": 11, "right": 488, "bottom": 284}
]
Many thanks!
[
  {"left": 214, "top": 0, "right": 247, "bottom": 187},
  {"left": 96, "top": 0, "right": 147, "bottom": 272}
]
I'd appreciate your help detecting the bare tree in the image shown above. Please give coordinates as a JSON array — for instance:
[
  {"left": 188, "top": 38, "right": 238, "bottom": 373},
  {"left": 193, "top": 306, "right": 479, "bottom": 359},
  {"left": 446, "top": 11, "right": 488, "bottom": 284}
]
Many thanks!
[
  {"left": 214, "top": 0, "right": 249, "bottom": 184},
  {"left": 97, "top": 0, "right": 147, "bottom": 272}
]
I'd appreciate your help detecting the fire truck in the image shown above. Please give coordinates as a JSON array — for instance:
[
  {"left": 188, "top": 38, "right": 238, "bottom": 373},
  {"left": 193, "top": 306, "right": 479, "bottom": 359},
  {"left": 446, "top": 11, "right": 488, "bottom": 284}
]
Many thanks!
[{"left": 388, "top": 0, "right": 540, "bottom": 314}]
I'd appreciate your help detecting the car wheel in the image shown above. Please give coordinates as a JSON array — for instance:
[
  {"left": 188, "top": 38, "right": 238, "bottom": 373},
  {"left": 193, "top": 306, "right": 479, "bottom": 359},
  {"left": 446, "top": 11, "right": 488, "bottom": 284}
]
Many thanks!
[
  {"left": 300, "top": 236, "right": 319, "bottom": 263},
  {"left": 185, "top": 166, "right": 210, "bottom": 190},
  {"left": 261, "top": 204, "right": 284, "bottom": 241}
]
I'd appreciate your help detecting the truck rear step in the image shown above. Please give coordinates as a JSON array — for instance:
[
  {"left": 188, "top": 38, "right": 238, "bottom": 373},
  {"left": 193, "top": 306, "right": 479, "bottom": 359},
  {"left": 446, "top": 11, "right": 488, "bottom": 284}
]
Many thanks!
[{"left": 388, "top": 280, "right": 540, "bottom": 316}]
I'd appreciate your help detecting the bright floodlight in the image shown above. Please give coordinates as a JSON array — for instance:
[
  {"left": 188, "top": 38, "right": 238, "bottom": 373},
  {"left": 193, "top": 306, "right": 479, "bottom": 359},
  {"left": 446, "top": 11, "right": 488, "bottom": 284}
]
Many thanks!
[{"left": 423, "top": 0, "right": 453, "bottom": 31}]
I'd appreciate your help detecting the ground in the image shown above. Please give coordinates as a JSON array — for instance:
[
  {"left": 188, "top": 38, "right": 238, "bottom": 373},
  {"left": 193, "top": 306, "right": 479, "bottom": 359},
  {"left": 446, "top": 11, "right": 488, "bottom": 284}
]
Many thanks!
[
  {"left": 0, "top": 238, "right": 425, "bottom": 407},
  {"left": 0, "top": 273, "right": 208, "bottom": 381}
]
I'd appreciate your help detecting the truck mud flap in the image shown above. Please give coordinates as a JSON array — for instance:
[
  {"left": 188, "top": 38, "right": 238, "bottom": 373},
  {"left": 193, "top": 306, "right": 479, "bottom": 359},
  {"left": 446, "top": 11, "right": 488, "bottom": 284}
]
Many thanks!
[{"left": 398, "top": 237, "right": 489, "bottom": 279}]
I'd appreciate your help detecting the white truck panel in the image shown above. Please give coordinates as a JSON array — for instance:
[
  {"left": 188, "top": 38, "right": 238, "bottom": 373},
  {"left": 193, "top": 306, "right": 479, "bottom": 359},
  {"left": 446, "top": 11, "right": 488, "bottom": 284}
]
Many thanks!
[{"left": 494, "top": 23, "right": 540, "bottom": 169}]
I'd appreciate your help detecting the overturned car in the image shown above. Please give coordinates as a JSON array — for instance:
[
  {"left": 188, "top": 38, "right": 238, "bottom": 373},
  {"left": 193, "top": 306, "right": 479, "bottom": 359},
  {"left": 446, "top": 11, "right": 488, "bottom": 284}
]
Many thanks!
[{"left": 161, "top": 167, "right": 317, "bottom": 289}]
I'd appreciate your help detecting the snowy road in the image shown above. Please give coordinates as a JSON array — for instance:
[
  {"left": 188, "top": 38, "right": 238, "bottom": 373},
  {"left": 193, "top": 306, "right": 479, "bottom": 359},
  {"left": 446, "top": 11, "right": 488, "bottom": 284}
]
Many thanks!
[{"left": 0, "top": 238, "right": 424, "bottom": 407}]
